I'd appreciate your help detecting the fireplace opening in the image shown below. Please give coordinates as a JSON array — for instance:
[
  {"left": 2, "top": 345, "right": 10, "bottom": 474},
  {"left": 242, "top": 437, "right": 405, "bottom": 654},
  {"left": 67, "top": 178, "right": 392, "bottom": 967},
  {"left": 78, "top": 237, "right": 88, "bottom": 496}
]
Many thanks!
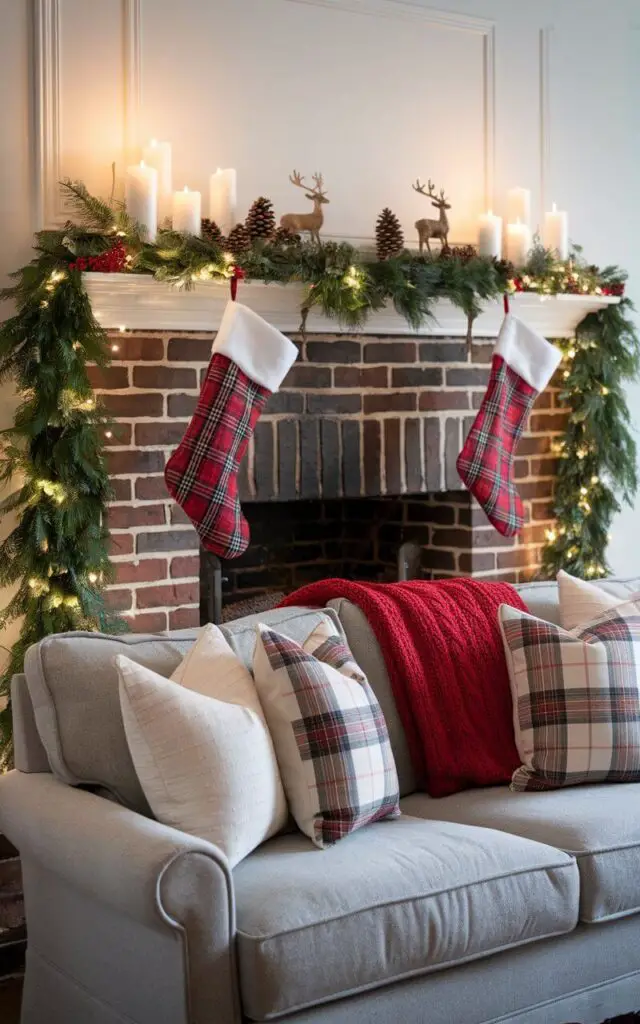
[{"left": 201, "top": 492, "right": 480, "bottom": 623}]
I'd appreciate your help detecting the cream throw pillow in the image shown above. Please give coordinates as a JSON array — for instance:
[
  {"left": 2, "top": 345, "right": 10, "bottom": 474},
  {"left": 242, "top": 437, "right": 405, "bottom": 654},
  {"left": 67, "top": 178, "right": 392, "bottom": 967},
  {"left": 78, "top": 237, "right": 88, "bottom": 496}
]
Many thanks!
[
  {"left": 116, "top": 623, "right": 287, "bottom": 867},
  {"left": 557, "top": 570, "right": 630, "bottom": 630}
]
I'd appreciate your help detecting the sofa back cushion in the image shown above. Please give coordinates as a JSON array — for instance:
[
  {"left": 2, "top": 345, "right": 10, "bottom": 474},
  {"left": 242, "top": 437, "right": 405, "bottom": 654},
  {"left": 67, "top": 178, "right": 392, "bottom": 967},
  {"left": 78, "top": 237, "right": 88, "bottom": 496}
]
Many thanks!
[
  {"left": 24, "top": 607, "right": 342, "bottom": 813},
  {"left": 515, "top": 576, "right": 640, "bottom": 626}
]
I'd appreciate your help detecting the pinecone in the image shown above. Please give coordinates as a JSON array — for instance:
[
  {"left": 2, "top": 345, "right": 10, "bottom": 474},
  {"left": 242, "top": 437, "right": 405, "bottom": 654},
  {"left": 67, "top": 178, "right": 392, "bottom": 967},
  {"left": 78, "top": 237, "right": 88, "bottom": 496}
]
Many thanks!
[
  {"left": 245, "top": 197, "right": 276, "bottom": 242},
  {"left": 201, "top": 218, "right": 223, "bottom": 245},
  {"left": 449, "top": 244, "right": 477, "bottom": 264},
  {"left": 273, "top": 225, "right": 301, "bottom": 247},
  {"left": 226, "top": 223, "right": 251, "bottom": 257},
  {"left": 375, "top": 208, "right": 404, "bottom": 261}
]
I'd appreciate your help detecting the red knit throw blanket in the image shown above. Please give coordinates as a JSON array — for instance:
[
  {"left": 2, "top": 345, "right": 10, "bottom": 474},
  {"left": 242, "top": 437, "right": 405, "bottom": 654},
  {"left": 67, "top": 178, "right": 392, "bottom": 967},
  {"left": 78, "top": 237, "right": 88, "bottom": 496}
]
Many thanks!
[{"left": 280, "top": 578, "right": 528, "bottom": 797}]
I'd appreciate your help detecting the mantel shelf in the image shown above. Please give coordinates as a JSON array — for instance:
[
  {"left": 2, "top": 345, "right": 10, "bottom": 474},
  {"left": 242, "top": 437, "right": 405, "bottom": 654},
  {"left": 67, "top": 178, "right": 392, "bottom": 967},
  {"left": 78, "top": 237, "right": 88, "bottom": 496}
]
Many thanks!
[{"left": 83, "top": 273, "right": 620, "bottom": 338}]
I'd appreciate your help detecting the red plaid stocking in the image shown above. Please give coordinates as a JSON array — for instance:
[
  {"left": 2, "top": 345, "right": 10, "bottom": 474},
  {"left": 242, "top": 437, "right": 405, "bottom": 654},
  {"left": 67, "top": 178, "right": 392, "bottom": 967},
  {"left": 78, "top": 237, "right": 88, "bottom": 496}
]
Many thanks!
[
  {"left": 456, "top": 314, "right": 561, "bottom": 537},
  {"left": 164, "top": 302, "right": 297, "bottom": 558}
]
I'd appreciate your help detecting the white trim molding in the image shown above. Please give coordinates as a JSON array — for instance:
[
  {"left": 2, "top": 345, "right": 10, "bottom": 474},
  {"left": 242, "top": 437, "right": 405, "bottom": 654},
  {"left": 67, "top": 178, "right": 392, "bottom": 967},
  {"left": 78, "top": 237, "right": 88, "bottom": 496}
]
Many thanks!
[
  {"left": 32, "top": 0, "right": 61, "bottom": 229},
  {"left": 539, "top": 25, "right": 553, "bottom": 217},
  {"left": 123, "top": 0, "right": 142, "bottom": 161},
  {"left": 83, "top": 274, "right": 619, "bottom": 338}
]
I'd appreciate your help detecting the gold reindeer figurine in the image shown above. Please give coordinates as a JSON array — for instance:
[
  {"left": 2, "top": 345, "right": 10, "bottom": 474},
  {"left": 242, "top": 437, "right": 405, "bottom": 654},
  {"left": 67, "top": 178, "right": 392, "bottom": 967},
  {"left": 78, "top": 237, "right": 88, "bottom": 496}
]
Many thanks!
[
  {"left": 412, "top": 179, "right": 451, "bottom": 253},
  {"left": 280, "top": 171, "right": 329, "bottom": 244}
]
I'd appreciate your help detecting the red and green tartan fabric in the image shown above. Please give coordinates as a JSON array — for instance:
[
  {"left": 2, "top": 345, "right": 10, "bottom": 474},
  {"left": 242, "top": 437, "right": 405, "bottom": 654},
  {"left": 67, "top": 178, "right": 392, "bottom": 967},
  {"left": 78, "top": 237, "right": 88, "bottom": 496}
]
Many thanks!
[
  {"left": 164, "top": 301, "right": 297, "bottom": 558},
  {"left": 456, "top": 314, "right": 561, "bottom": 537}
]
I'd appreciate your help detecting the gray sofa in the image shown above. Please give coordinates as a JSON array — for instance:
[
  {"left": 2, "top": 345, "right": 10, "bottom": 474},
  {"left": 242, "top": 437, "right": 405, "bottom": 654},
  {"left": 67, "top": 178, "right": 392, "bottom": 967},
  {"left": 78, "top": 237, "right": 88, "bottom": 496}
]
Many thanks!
[{"left": 2, "top": 577, "right": 640, "bottom": 1024}]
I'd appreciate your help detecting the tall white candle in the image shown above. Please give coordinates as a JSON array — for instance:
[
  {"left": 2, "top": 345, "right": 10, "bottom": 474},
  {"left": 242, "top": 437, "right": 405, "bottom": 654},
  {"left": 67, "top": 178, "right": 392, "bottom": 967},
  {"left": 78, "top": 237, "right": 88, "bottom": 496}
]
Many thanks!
[
  {"left": 142, "top": 139, "right": 172, "bottom": 219},
  {"left": 507, "top": 187, "right": 531, "bottom": 228},
  {"left": 209, "top": 168, "right": 237, "bottom": 236},
  {"left": 478, "top": 210, "right": 502, "bottom": 259},
  {"left": 172, "top": 185, "right": 202, "bottom": 235},
  {"left": 505, "top": 219, "right": 532, "bottom": 268},
  {"left": 543, "top": 202, "right": 569, "bottom": 260},
  {"left": 125, "top": 160, "right": 158, "bottom": 242}
]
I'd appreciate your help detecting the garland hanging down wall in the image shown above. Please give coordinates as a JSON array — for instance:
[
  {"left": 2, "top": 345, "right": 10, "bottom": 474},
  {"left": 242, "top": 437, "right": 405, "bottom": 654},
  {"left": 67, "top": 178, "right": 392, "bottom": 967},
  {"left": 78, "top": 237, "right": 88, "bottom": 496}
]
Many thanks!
[{"left": 0, "top": 180, "right": 638, "bottom": 764}]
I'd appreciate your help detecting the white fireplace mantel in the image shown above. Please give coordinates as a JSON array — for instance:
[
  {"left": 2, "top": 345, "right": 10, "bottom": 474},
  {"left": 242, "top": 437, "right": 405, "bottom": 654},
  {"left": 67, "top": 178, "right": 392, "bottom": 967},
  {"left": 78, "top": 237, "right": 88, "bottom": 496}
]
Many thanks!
[{"left": 83, "top": 273, "right": 620, "bottom": 338}]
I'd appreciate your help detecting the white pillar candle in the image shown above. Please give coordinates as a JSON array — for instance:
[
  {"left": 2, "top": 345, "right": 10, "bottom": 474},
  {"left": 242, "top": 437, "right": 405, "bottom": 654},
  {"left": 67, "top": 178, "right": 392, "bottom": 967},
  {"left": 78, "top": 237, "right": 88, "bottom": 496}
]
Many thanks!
[
  {"left": 142, "top": 139, "right": 172, "bottom": 219},
  {"left": 209, "top": 168, "right": 237, "bottom": 236},
  {"left": 505, "top": 219, "right": 532, "bottom": 268},
  {"left": 478, "top": 210, "right": 502, "bottom": 259},
  {"left": 543, "top": 202, "right": 569, "bottom": 260},
  {"left": 172, "top": 186, "right": 202, "bottom": 236},
  {"left": 507, "top": 187, "right": 531, "bottom": 228},
  {"left": 125, "top": 160, "right": 158, "bottom": 242}
]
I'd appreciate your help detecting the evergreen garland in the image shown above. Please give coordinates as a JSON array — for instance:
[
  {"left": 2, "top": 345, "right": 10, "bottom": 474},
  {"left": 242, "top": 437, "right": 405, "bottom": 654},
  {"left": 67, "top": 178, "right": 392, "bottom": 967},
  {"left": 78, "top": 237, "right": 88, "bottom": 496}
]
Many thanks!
[
  {"left": 0, "top": 195, "right": 128, "bottom": 766},
  {"left": 0, "top": 180, "right": 637, "bottom": 765},
  {"left": 541, "top": 299, "right": 640, "bottom": 578}
]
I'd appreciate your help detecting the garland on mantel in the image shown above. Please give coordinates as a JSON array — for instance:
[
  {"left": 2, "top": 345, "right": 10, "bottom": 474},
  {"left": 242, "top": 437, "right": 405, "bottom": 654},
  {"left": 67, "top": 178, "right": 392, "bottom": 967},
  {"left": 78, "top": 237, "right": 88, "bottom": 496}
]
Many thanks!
[{"left": 0, "top": 180, "right": 637, "bottom": 764}]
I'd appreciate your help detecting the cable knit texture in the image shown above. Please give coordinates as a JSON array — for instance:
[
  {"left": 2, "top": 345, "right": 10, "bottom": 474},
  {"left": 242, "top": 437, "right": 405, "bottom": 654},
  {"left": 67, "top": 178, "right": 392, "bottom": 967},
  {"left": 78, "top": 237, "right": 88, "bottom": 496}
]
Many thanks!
[{"left": 280, "top": 579, "right": 528, "bottom": 797}]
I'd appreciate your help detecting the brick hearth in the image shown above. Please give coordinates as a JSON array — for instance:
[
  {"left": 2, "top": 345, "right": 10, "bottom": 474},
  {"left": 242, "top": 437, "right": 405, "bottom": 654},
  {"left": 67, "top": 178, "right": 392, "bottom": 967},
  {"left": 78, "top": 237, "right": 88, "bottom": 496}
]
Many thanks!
[{"left": 92, "top": 331, "right": 564, "bottom": 630}]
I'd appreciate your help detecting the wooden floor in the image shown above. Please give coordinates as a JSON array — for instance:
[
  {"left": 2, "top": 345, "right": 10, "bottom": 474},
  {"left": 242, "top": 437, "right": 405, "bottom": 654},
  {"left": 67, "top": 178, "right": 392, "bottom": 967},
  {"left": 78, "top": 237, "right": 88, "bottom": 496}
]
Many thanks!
[{"left": 0, "top": 976, "right": 22, "bottom": 1023}]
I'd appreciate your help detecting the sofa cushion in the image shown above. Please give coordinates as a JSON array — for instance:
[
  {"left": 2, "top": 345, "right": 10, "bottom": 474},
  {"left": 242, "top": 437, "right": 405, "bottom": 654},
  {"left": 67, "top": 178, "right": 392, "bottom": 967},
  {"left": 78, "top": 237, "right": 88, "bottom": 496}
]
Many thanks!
[
  {"left": 328, "top": 597, "right": 417, "bottom": 796},
  {"left": 24, "top": 607, "right": 342, "bottom": 812},
  {"left": 233, "top": 814, "right": 578, "bottom": 1020},
  {"left": 514, "top": 575, "right": 640, "bottom": 626},
  {"left": 402, "top": 785, "right": 640, "bottom": 924}
]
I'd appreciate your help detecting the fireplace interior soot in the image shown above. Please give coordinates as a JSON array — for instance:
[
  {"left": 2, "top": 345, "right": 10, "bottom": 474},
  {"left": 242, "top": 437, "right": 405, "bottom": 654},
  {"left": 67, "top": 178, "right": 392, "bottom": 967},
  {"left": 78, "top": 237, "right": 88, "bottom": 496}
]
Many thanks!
[{"left": 201, "top": 492, "right": 477, "bottom": 624}]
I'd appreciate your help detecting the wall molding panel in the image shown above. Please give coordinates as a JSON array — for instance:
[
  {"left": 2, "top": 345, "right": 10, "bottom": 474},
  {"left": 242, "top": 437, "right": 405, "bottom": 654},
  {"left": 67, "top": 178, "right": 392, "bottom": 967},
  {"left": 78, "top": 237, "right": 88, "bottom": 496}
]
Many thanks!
[{"left": 284, "top": 0, "right": 497, "bottom": 213}]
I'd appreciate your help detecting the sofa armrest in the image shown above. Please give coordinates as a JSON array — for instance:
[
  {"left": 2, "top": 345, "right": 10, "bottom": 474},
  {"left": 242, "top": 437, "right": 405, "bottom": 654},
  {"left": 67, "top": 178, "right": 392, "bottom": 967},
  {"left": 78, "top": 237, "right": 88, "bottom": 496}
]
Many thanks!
[{"left": 0, "top": 770, "right": 241, "bottom": 1024}]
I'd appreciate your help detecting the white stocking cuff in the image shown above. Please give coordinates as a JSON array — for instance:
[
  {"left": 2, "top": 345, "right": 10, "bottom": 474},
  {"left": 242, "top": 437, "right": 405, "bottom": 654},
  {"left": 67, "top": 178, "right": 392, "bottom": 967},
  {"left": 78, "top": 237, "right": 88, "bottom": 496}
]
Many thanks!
[
  {"left": 213, "top": 301, "right": 298, "bottom": 392},
  {"left": 495, "top": 314, "right": 562, "bottom": 392}
]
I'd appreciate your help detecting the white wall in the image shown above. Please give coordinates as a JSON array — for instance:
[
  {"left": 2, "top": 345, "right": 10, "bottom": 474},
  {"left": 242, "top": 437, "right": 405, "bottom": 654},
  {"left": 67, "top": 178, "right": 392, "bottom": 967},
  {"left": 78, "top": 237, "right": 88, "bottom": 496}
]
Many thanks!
[{"left": 1, "top": 0, "right": 639, "bottom": 664}]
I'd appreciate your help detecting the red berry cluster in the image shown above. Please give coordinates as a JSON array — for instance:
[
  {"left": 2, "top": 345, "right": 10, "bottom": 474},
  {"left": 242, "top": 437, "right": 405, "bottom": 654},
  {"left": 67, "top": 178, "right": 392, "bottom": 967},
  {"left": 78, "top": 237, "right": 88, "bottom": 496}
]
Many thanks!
[
  {"left": 69, "top": 240, "right": 127, "bottom": 274},
  {"left": 602, "top": 283, "right": 625, "bottom": 297}
]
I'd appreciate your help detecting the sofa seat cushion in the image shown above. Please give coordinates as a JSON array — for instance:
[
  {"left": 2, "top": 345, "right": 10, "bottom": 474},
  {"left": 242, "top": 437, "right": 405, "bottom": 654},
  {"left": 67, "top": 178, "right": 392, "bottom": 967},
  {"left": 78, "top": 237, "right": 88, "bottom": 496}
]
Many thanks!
[
  {"left": 402, "top": 785, "right": 640, "bottom": 924},
  {"left": 233, "top": 814, "right": 578, "bottom": 1020}
]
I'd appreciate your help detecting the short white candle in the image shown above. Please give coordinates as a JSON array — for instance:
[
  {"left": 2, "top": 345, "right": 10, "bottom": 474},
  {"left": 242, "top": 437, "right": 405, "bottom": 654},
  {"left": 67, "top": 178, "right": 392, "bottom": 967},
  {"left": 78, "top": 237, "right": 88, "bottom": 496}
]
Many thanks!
[
  {"left": 209, "top": 168, "right": 237, "bottom": 236},
  {"left": 478, "top": 210, "right": 502, "bottom": 259},
  {"left": 125, "top": 160, "right": 158, "bottom": 242},
  {"left": 142, "top": 139, "right": 172, "bottom": 219},
  {"left": 507, "top": 187, "right": 531, "bottom": 228},
  {"left": 543, "top": 202, "right": 569, "bottom": 260},
  {"left": 505, "top": 218, "right": 532, "bottom": 268},
  {"left": 172, "top": 185, "right": 202, "bottom": 236}
]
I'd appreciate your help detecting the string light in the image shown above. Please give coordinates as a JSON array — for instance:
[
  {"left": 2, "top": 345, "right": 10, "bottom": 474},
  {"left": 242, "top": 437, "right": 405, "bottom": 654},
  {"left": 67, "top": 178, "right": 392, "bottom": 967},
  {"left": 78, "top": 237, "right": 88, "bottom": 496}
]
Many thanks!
[
  {"left": 88, "top": 573, "right": 98, "bottom": 583},
  {"left": 591, "top": 475, "right": 600, "bottom": 485},
  {"left": 580, "top": 487, "right": 589, "bottom": 496},
  {"left": 601, "top": 386, "right": 609, "bottom": 395},
  {"left": 545, "top": 528, "right": 557, "bottom": 543},
  {"left": 105, "top": 430, "right": 113, "bottom": 439},
  {"left": 111, "top": 344, "right": 119, "bottom": 353},
  {"left": 344, "top": 265, "right": 363, "bottom": 291}
]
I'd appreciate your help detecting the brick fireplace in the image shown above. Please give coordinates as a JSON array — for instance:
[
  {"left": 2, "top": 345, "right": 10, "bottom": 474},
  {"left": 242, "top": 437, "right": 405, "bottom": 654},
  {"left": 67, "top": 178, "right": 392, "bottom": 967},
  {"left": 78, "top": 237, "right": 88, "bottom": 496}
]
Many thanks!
[{"left": 91, "top": 321, "right": 564, "bottom": 631}]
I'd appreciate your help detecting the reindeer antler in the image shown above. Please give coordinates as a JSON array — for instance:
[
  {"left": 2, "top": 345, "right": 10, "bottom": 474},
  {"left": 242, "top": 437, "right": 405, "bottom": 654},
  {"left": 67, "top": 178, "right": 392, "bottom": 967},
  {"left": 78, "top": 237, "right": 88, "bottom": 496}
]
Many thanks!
[
  {"left": 289, "top": 170, "right": 309, "bottom": 190},
  {"left": 311, "top": 172, "right": 327, "bottom": 198},
  {"left": 412, "top": 178, "right": 448, "bottom": 205}
]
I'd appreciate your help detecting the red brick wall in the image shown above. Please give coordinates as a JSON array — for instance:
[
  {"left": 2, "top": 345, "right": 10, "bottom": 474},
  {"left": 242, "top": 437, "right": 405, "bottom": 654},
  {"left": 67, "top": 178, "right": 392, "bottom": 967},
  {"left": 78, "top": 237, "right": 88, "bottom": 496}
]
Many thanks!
[{"left": 93, "top": 330, "right": 564, "bottom": 630}]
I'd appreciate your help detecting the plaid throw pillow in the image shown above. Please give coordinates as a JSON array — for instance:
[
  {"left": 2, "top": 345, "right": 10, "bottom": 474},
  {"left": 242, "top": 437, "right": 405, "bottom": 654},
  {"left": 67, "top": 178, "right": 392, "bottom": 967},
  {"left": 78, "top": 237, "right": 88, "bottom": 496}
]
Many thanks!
[
  {"left": 499, "top": 599, "right": 640, "bottom": 792},
  {"left": 253, "top": 620, "right": 400, "bottom": 848}
]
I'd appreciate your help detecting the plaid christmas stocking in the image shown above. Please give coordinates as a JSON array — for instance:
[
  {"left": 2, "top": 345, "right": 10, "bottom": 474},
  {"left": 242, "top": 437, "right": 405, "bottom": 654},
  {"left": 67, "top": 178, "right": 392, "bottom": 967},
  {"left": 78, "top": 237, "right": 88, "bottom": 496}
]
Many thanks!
[
  {"left": 456, "top": 314, "right": 561, "bottom": 537},
  {"left": 165, "top": 301, "right": 297, "bottom": 558}
]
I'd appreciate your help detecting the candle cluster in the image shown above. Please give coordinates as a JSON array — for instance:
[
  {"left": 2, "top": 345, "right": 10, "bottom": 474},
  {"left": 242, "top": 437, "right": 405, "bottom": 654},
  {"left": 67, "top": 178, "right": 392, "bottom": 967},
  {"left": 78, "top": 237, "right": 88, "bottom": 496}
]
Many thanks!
[
  {"left": 125, "top": 140, "right": 237, "bottom": 242},
  {"left": 478, "top": 188, "right": 569, "bottom": 268}
]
